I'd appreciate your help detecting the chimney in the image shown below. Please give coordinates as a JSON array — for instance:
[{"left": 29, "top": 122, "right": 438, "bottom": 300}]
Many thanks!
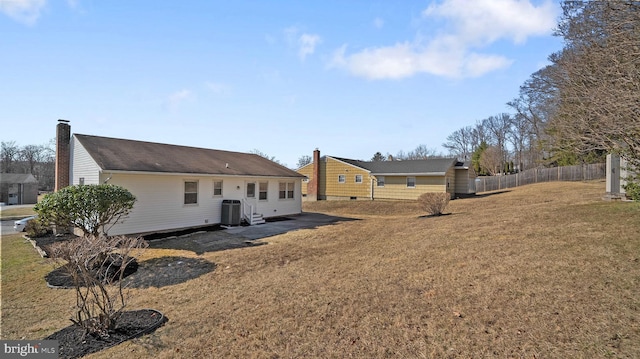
[
  {"left": 307, "top": 148, "right": 320, "bottom": 201},
  {"left": 55, "top": 119, "right": 71, "bottom": 191}
]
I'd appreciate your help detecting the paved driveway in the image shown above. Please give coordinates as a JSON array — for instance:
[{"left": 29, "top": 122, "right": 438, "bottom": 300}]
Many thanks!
[{"left": 148, "top": 212, "right": 356, "bottom": 254}]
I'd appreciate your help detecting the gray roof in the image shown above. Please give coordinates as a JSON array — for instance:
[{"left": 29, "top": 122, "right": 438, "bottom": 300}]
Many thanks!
[
  {"left": 75, "top": 134, "right": 304, "bottom": 178},
  {"left": 0, "top": 173, "right": 38, "bottom": 184},
  {"left": 331, "top": 157, "right": 459, "bottom": 175}
]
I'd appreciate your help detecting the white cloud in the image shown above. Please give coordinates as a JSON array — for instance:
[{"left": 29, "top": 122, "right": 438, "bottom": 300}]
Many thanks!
[
  {"left": 0, "top": 0, "right": 47, "bottom": 25},
  {"left": 330, "top": 0, "right": 558, "bottom": 80},
  {"left": 166, "top": 89, "right": 192, "bottom": 110},
  {"left": 284, "top": 27, "right": 322, "bottom": 61},
  {"left": 298, "top": 33, "right": 321, "bottom": 60},
  {"left": 423, "top": 0, "right": 557, "bottom": 45}
]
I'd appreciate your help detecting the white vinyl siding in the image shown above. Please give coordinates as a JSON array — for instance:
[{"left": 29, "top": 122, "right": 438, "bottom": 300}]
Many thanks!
[
  {"left": 70, "top": 137, "right": 101, "bottom": 185},
  {"left": 102, "top": 174, "right": 302, "bottom": 236}
]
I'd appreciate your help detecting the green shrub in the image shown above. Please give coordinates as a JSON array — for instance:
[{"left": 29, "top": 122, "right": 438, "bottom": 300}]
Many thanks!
[
  {"left": 623, "top": 180, "right": 640, "bottom": 201},
  {"left": 25, "top": 218, "right": 51, "bottom": 238},
  {"left": 34, "top": 184, "right": 136, "bottom": 237}
]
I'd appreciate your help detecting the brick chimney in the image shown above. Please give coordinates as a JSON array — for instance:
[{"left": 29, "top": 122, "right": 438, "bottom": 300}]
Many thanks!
[
  {"left": 55, "top": 120, "right": 71, "bottom": 191},
  {"left": 307, "top": 148, "right": 320, "bottom": 201}
]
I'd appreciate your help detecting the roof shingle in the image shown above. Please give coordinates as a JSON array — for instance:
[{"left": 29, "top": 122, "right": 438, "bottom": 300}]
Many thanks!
[{"left": 75, "top": 134, "right": 303, "bottom": 178}]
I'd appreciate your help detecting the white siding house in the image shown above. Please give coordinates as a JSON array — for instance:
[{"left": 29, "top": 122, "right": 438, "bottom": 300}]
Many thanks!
[{"left": 60, "top": 123, "right": 304, "bottom": 236}]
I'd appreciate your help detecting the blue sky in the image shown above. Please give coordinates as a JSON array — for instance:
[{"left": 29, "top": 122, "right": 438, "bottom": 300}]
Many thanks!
[{"left": 1, "top": 0, "right": 562, "bottom": 168}]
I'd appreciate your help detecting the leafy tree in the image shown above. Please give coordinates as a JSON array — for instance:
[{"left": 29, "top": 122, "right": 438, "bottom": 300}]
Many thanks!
[
  {"left": 471, "top": 141, "right": 488, "bottom": 175},
  {"left": 35, "top": 184, "right": 136, "bottom": 236},
  {"left": 371, "top": 152, "right": 386, "bottom": 162}
]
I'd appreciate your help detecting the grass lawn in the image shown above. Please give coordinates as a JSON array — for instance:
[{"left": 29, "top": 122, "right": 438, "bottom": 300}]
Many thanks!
[
  {"left": 0, "top": 206, "right": 36, "bottom": 219},
  {"left": 2, "top": 181, "right": 639, "bottom": 357}
]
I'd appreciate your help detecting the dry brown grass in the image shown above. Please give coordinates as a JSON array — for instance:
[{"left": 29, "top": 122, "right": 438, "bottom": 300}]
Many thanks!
[{"left": 2, "top": 180, "right": 640, "bottom": 358}]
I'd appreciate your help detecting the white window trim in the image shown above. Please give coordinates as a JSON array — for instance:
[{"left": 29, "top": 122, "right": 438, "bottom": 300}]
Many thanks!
[
  {"left": 184, "top": 180, "right": 199, "bottom": 205},
  {"left": 377, "top": 176, "right": 385, "bottom": 187},
  {"left": 259, "top": 181, "right": 268, "bottom": 201},
  {"left": 213, "top": 179, "right": 223, "bottom": 197},
  {"left": 246, "top": 182, "right": 256, "bottom": 198},
  {"left": 338, "top": 174, "right": 346, "bottom": 183},
  {"left": 407, "top": 176, "right": 416, "bottom": 188},
  {"left": 355, "top": 174, "right": 363, "bottom": 183},
  {"left": 279, "top": 181, "right": 295, "bottom": 200}
]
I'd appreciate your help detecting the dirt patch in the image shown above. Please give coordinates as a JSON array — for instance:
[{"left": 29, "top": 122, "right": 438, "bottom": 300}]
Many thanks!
[{"left": 44, "top": 309, "right": 167, "bottom": 359}]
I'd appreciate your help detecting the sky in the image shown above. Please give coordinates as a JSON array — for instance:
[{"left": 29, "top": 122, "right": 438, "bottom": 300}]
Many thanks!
[{"left": 0, "top": 0, "right": 563, "bottom": 169}]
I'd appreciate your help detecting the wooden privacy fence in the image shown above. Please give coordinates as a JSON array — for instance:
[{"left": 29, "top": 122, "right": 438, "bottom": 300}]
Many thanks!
[{"left": 475, "top": 163, "right": 606, "bottom": 193}]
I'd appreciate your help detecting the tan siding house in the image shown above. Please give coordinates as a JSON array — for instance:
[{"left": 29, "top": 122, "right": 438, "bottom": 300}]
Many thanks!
[
  {"left": 57, "top": 122, "right": 304, "bottom": 236},
  {"left": 299, "top": 150, "right": 475, "bottom": 201}
]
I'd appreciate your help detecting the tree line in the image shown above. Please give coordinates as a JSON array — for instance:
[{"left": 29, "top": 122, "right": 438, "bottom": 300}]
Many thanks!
[
  {"left": 1, "top": 139, "right": 56, "bottom": 191},
  {"left": 443, "top": 1, "right": 639, "bottom": 177}
]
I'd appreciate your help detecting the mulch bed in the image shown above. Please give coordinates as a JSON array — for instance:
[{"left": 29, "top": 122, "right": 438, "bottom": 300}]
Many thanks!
[{"left": 45, "top": 309, "right": 168, "bottom": 359}]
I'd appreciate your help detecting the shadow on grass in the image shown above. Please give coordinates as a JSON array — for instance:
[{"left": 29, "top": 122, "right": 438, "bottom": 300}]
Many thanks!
[
  {"left": 123, "top": 256, "right": 216, "bottom": 288},
  {"left": 146, "top": 212, "right": 358, "bottom": 255},
  {"left": 472, "top": 190, "right": 512, "bottom": 198},
  {"left": 418, "top": 213, "right": 454, "bottom": 219}
]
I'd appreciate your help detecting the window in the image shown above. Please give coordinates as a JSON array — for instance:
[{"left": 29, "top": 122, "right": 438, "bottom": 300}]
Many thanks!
[
  {"left": 79, "top": 177, "right": 85, "bottom": 185},
  {"left": 246, "top": 183, "right": 256, "bottom": 198},
  {"left": 279, "top": 182, "right": 294, "bottom": 199},
  {"left": 338, "top": 174, "right": 346, "bottom": 183},
  {"left": 355, "top": 174, "right": 363, "bottom": 183},
  {"left": 259, "top": 182, "right": 268, "bottom": 200},
  {"left": 213, "top": 180, "right": 223, "bottom": 197},
  {"left": 377, "top": 176, "right": 385, "bottom": 187},
  {"left": 184, "top": 181, "right": 198, "bottom": 204},
  {"left": 406, "top": 177, "right": 416, "bottom": 188}
]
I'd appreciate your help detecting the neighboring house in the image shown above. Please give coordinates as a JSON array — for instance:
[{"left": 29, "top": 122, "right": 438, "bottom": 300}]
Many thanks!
[
  {"left": 55, "top": 121, "right": 304, "bottom": 236},
  {"left": 0, "top": 173, "right": 38, "bottom": 205},
  {"left": 298, "top": 149, "right": 476, "bottom": 201}
]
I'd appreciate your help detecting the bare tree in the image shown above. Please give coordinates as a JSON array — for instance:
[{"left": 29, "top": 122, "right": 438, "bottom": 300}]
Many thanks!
[
  {"left": 443, "top": 126, "right": 474, "bottom": 160},
  {"left": 296, "top": 155, "right": 312, "bottom": 168},
  {"left": 19, "top": 144, "right": 45, "bottom": 175},
  {"left": 484, "top": 114, "right": 513, "bottom": 168},
  {"left": 549, "top": 1, "right": 640, "bottom": 168},
  {"left": 507, "top": 64, "right": 560, "bottom": 166},
  {"left": 479, "top": 145, "right": 504, "bottom": 176},
  {"left": 1, "top": 141, "right": 19, "bottom": 173},
  {"left": 49, "top": 235, "right": 147, "bottom": 337},
  {"left": 249, "top": 149, "right": 285, "bottom": 166}
]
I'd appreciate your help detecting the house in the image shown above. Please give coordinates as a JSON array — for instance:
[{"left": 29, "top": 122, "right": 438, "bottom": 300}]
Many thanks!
[
  {"left": 55, "top": 121, "right": 305, "bottom": 236},
  {"left": 0, "top": 173, "right": 38, "bottom": 205},
  {"left": 297, "top": 149, "right": 476, "bottom": 201}
]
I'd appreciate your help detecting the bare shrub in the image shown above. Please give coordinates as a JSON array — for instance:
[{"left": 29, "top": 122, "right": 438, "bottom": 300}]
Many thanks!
[
  {"left": 417, "top": 192, "right": 450, "bottom": 216},
  {"left": 49, "top": 235, "right": 147, "bottom": 338}
]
